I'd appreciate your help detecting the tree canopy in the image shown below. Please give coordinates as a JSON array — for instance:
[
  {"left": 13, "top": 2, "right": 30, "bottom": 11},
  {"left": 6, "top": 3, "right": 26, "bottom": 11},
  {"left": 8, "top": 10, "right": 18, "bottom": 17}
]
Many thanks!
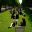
[
  {"left": 0, "top": 0, "right": 19, "bottom": 6},
  {"left": 0, "top": 0, "right": 19, "bottom": 12},
  {"left": 22, "top": 0, "right": 32, "bottom": 7}
]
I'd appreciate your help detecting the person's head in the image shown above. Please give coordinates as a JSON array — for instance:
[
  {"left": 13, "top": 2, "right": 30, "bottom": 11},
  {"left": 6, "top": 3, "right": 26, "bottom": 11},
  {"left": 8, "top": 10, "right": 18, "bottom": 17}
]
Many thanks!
[
  {"left": 22, "top": 18, "right": 25, "bottom": 21},
  {"left": 22, "top": 18, "right": 25, "bottom": 20}
]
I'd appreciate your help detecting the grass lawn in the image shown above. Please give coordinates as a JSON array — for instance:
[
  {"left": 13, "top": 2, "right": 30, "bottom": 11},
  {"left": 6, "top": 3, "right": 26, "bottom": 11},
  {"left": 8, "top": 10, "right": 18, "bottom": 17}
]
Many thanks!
[{"left": 0, "top": 11, "right": 32, "bottom": 32}]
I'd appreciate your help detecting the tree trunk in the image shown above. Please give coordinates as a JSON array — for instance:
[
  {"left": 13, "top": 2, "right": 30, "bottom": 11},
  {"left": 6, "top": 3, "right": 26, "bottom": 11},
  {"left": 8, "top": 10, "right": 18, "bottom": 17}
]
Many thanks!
[
  {"left": 0, "top": 5, "right": 1, "bottom": 13},
  {"left": 0, "top": 7, "right": 1, "bottom": 13}
]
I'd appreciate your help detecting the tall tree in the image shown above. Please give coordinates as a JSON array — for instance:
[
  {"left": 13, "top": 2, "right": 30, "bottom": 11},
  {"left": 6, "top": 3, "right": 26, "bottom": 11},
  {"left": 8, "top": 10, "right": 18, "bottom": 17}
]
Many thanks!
[
  {"left": 8, "top": 0, "right": 18, "bottom": 7},
  {"left": 0, "top": 0, "right": 19, "bottom": 13},
  {"left": 22, "top": 0, "right": 32, "bottom": 7},
  {"left": 0, "top": 0, "right": 2, "bottom": 12},
  {"left": 0, "top": 0, "right": 8, "bottom": 13}
]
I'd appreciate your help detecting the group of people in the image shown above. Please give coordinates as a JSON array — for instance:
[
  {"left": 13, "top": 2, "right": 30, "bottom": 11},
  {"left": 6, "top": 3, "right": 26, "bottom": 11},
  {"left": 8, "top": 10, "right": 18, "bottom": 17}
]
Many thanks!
[{"left": 8, "top": 7, "right": 26, "bottom": 28}]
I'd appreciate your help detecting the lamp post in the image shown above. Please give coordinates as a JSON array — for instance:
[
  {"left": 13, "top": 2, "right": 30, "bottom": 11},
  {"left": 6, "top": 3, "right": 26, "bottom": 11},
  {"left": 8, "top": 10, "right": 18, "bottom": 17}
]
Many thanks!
[
  {"left": 18, "top": 0, "right": 22, "bottom": 15},
  {"left": 19, "top": 0, "right": 22, "bottom": 5},
  {"left": 19, "top": 0, "right": 22, "bottom": 9}
]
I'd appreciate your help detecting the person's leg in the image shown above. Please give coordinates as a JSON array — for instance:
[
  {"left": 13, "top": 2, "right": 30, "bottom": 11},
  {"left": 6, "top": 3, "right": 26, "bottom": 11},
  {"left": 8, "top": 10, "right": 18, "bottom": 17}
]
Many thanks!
[
  {"left": 12, "top": 19, "right": 18, "bottom": 27},
  {"left": 12, "top": 22, "right": 15, "bottom": 27},
  {"left": 8, "top": 19, "right": 18, "bottom": 28},
  {"left": 8, "top": 22, "right": 13, "bottom": 29},
  {"left": 10, "top": 19, "right": 16, "bottom": 27},
  {"left": 15, "top": 19, "right": 18, "bottom": 25}
]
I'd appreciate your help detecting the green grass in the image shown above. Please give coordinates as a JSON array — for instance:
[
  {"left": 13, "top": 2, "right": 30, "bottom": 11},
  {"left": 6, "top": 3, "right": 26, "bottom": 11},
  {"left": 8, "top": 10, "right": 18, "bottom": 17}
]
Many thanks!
[{"left": 0, "top": 11, "right": 32, "bottom": 32}]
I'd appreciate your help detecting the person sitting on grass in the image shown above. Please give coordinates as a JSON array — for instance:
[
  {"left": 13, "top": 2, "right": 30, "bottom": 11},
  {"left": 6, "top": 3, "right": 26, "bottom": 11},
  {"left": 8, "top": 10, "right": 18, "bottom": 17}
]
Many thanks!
[
  {"left": 8, "top": 8, "right": 19, "bottom": 28},
  {"left": 19, "top": 18, "right": 26, "bottom": 26}
]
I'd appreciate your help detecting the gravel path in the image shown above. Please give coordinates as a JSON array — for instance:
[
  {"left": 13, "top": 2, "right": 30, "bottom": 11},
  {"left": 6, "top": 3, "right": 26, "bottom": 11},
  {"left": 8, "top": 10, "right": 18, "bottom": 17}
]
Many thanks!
[{"left": 15, "top": 26, "right": 25, "bottom": 32}]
